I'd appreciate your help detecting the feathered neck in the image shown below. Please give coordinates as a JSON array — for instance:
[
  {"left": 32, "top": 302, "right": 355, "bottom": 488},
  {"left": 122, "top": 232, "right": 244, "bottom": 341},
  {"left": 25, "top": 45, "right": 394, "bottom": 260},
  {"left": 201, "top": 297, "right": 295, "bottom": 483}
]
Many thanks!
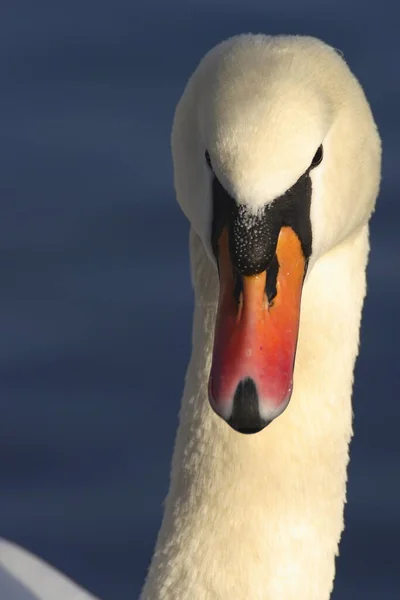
[{"left": 141, "top": 225, "right": 369, "bottom": 600}]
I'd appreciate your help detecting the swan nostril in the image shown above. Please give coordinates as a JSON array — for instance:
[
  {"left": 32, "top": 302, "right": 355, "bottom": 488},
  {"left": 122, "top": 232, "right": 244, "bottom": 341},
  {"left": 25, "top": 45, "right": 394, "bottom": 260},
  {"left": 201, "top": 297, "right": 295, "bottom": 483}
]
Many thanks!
[
  {"left": 265, "top": 253, "right": 279, "bottom": 306},
  {"left": 233, "top": 269, "right": 244, "bottom": 305}
]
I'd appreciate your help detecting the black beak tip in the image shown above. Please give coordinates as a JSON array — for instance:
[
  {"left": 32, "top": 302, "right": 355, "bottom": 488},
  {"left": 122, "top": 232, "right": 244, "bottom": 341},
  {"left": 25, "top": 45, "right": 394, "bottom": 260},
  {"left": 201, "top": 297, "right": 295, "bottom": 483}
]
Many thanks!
[
  {"left": 226, "top": 378, "right": 270, "bottom": 435},
  {"left": 231, "top": 423, "right": 270, "bottom": 435}
]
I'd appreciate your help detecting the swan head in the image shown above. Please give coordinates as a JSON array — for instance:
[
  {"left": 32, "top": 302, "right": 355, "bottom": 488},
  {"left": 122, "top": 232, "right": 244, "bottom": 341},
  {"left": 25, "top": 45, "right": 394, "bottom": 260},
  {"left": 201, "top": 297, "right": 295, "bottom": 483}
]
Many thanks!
[{"left": 172, "top": 35, "right": 381, "bottom": 434}]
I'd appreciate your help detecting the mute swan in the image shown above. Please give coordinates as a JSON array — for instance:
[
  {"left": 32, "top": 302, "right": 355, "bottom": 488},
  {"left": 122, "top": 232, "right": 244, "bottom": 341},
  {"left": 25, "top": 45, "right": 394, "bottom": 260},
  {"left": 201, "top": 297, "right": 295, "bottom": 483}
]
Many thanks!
[
  {"left": 140, "top": 34, "right": 381, "bottom": 600},
  {"left": 0, "top": 34, "right": 381, "bottom": 600}
]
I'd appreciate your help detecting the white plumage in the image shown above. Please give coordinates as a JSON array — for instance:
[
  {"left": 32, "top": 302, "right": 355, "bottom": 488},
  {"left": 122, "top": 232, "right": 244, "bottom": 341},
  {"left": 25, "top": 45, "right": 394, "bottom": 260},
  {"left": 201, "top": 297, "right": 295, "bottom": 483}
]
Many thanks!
[{"left": 141, "top": 34, "right": 381, "bottom": 600}]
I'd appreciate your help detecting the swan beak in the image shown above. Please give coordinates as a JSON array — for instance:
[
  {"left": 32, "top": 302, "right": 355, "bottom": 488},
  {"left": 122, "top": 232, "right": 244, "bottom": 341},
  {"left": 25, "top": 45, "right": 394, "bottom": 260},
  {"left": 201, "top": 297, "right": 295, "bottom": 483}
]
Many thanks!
[{"left": 209, "top": 226, "right": 306, "bottom": 433}]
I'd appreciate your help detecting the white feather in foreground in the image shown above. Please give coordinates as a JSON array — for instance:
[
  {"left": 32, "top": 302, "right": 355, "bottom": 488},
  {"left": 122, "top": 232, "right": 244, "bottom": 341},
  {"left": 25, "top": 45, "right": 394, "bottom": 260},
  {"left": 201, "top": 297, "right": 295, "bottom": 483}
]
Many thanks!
[{"left": 0, "top": 539, "right": 97, "bottom": 599}]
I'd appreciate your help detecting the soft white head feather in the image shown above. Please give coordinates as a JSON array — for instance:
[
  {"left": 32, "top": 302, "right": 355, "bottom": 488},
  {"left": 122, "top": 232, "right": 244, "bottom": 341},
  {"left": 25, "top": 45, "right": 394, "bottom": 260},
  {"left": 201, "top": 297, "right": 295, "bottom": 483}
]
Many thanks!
[{"left": 172, "top": 34, "right": 381, "bottom": 267}]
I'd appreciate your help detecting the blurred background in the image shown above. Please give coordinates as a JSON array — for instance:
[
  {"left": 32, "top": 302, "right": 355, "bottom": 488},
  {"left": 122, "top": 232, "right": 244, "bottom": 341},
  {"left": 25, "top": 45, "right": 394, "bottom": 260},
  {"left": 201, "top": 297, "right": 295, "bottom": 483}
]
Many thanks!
[{"left": 0, "top": 1, "right": 398, "bottom": 598}]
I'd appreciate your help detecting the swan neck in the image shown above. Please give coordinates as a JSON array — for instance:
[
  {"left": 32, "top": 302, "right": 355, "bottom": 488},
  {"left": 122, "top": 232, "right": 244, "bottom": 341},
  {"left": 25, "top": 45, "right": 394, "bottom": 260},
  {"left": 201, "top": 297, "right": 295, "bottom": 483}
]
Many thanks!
[{"left": 140, "top": 225, "right": 370, "bottom": 600}]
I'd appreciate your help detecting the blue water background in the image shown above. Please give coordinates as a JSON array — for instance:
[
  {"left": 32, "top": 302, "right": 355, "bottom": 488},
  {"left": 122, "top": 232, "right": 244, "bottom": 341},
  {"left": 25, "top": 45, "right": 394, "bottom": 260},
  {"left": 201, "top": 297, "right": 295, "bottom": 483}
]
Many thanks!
[{"left": 0, "top": 1, "right": 399, "bottom": 598}]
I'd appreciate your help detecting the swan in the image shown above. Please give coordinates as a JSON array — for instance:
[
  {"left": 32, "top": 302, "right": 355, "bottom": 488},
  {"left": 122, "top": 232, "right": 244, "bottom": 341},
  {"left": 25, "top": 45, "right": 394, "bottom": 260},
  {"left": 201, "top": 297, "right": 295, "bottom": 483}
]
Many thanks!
[
  {"left": 140, "top": 34, "right": 381, "bottom": 600},
  {"left": 0, "top": 34, "right": 381, "bottom": 600}
]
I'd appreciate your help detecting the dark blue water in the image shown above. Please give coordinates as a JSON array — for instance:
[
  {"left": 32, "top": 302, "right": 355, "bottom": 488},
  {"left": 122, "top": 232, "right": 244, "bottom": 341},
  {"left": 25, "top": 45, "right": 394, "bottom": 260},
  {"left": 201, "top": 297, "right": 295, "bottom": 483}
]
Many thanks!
[{"left": 0, "top": 1, "right": 398, "bottom": 598}]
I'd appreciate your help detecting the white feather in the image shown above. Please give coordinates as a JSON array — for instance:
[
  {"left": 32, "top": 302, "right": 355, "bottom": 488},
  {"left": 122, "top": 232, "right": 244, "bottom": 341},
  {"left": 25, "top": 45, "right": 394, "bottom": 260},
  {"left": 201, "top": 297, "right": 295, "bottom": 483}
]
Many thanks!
[{"left": 0, "top": 539, "right": 97, "bottom": 599}]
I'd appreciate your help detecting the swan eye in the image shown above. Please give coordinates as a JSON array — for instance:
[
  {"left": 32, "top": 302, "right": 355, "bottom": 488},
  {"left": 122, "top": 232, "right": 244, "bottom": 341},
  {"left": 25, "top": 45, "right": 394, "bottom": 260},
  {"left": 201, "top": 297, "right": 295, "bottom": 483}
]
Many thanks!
[
  {"left": 310, "top": 145, "right": 323, "bottom": 168},
  {"left": 205, "top": 150, "right": 213, "bottom": 170}
]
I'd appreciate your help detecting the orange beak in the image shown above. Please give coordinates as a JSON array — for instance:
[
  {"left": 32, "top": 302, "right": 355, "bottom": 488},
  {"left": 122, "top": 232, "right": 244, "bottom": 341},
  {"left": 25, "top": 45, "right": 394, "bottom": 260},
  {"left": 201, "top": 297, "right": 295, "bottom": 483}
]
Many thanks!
[{"left": 209, "top": 226, "right": 306, "bottom": 431}]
